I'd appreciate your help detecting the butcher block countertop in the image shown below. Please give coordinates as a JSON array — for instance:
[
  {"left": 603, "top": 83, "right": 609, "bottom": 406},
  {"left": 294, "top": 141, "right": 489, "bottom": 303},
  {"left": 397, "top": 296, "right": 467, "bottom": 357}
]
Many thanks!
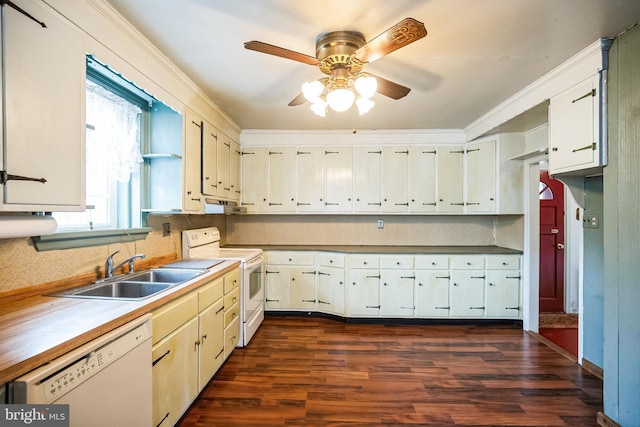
[
  {"left": 0, "top": 259, "right": 240, "bottom": 385},
  {"left": 224, "top": 244, "right": 522, "bottom": 255}
]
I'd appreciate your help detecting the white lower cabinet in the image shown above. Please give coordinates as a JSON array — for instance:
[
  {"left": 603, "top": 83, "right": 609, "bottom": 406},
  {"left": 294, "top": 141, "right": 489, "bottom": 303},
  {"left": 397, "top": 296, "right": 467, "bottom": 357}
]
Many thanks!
[
  {"left": 152, "top": 269, "right": 237, "bottom": 427},
  {"left": 264, "top": 251, "right": 521, "bottom": 321},
  {"left": 317, "top": 254, "right": 345, "bottom": 316}
]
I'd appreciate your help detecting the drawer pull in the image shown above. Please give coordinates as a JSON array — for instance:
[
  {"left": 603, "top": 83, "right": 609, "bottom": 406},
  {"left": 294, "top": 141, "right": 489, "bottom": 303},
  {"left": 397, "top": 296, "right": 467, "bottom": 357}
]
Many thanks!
[
  {"left": 365, "top": 305, "right": 381, "bottom": 309},
  {"left": 366, "top": 275, "right": 381, "bottom": 279},
  {"left": 435, "top": 306, "right": 450, "bottom": 310},
  {"left": 152, "top": 350, "right": 171, "bottom": 367},
  {"left": 506, "top": 306, "right": 520, "bottom": 311},
  {"left": 506, "top": 275, "right": 522, "bottom": 280},
  {"left": 157, "top": 412, "right": 170, "bottom": 427},
  {"left": 215, "top": 348, "right": 225, "bottom": 359},
  {"left": 471, "top": 275, "right": 486, "bottom": 279},
  {"left": 266, "top": 298, "right": 280, "bottom": 302},
  {"left": 400, "top": 276, "right": 415, "bottom": 279},
  {"left": 216, "top": 305, "right": 225, "bottom": 314},
  {"left": 469, "top": 306, "right": 485, "bottom": 310},
  {"left": 572, "top": 143, "right": 596, "bottom": 153}
]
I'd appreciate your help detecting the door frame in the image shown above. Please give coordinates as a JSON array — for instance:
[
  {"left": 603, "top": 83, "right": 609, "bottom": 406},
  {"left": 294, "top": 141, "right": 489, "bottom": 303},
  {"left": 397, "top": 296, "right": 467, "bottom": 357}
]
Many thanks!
[{"left": 524, "top": 155, "right": 583, "bottom": 360}]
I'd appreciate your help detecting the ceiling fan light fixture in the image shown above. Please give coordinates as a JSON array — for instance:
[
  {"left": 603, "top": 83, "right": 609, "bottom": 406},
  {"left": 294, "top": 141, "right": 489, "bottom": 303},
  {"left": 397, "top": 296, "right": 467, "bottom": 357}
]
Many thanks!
[
  {"left": 356, "top": 97, "right": 375, "bottom": 115},
  {"left": 302, "top": 80, "right": 324, "bottom": 103},
  {"left": 354, "top": 74, "right": 377, "bottom": 99},
  {"left": 326, "top": 87, "right": 355, "bottom": 112}
]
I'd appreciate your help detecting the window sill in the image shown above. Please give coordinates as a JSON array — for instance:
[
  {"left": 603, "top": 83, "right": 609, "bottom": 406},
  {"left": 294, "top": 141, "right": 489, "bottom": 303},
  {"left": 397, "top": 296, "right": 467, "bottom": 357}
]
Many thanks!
[{"left": 32, "top": 227, "right": 152, "bottom": 251}]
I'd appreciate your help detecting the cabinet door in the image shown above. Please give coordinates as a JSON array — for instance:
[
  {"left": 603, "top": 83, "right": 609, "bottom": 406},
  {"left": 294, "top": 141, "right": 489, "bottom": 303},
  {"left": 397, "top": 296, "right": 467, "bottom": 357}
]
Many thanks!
[
  {"left": 241, "top": 147, "right": 269, "bottom": 212},
  {"left": 465, "top": 140, "right": 496, "bottom": 212},
  {"left": 380, "top": 147, "right": 409, "bottom": 212},
  {"left": 549, "top": 76, "right": 599, "bottom": 174},
  {"left": 415, "top": 270, "right": 451, "bottom": 317},
  {"left": 230, "top": 139, "right": 241, "bottom": 200},
  {"left": 380, "top": 269, "right": 415, "bottom": 316},
  {"left": 317, "top": 266, "right": 345, "bottom": 315},
  {"left": 183, "top": 110, "right": 203, "bottom": 212},
  {"left": 268, "top": 147, "right": 297, "bottom": 212},
  {"left": 408, "top": 147, "right": 437, "bottom": 213},
  {"left": 486, "top": 270, "right": 521, "bottom": 318},
  {"left": 325, "top": 147, "right": 353, "bottom": 212},
  {"left": 347, "top": 269, "right": 380, "bottom": 316},
  {"left": 290, "top": 267, "right": 317, "bottom": 310},
  {"left": 297, "top": 147, "right": 325, "bottom": 212},
  {"left": 436, "top": 146, "right": 464, "bottom": 212},
  {"left": 152, "top": 317, "right": 199, "bottom": 427},
  {"left": 216, "top": 133, "right": 231, "bottom": 198},
  {"left": 450, "top": 271, "right": 485, "bottom": 317},
  {"left": 2, "top": 1, "right": 85, "bottom": 209},
  {"left": 353, "top": 146, "right": 381, "bottom": 212},
  {"left": 202, "top": 121, "right": 218, "bottom": 196},
  {"left": 224, "top": 317, "right": 240, "bottom": 360},
  {"left": 198, "top": 299, "right": 224, "bottom": 391},
  {"left": 265, "top": 266, "right": 290, "bottom": 309}
]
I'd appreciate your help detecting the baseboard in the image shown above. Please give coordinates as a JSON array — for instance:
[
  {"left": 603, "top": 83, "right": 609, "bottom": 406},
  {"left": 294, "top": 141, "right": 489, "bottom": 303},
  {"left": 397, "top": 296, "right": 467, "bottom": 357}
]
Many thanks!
[
  {"left": 582, "top": 357, "right": 604, "bottom": 380},
  {"left": 597, "top": 411, "right": 621, "bottom": 427},
  {"left": 527, "top": 331, "right": 578, "bottom": 363}
]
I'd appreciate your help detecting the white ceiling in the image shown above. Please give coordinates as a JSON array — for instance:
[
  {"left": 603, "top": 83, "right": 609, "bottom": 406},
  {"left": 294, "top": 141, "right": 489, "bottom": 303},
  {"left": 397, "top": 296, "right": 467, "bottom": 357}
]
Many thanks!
[{"left": 106, "top": 0, "right": 640, "bottom": 131}]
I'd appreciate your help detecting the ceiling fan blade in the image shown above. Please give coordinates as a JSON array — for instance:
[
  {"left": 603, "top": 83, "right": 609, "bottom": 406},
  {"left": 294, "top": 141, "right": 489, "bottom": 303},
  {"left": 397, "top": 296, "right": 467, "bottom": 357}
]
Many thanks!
[
  {"left": 371, "top": 74, "right": 411, "bottom": 100},
  {"left": 244, "top": 41, "right": 319, "bottom": 66},
  {"left": 288, "top": 92, "right": 307, "bottom": 106},
  {"left": 354, "top": 18, "right": 427, "bottom": 64}
]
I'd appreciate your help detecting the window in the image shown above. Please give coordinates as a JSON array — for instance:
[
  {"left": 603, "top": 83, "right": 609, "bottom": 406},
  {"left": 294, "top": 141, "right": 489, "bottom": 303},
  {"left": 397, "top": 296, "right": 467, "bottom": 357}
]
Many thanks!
[{"left": 53, "top": 56, "right": 154, "bottom": 232}]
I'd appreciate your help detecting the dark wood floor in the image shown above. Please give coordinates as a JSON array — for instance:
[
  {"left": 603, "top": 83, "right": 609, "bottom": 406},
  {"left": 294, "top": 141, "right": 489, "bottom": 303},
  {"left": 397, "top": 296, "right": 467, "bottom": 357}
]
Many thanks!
[{"left": 178, "top": 316, "right": 602, "bottom": 427}]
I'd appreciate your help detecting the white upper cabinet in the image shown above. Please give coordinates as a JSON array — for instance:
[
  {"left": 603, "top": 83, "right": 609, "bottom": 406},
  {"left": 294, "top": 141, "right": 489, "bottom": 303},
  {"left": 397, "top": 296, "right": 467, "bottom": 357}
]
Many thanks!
[
  {"left": 1, "top": 0, "right": 85, "bottom": 211},
  {"left": 436, "top": 146, "right": 465, "bottom": 213},
  {"left": 353, "top": 146, "right": 382, "bottom": 212},
  {"left": 216, "top": 132, "right": 231, "bottom": 199},
  {"left": 548, "top": 74, "right": 601, "bottom": 175},
  {"left": 380, "top": 147, "right": 409, "bottom": 213},
  {"left": 324, "top": 147, "right": 353, "bottom": 212},
  {"left": 183, "top": 109, "right": 203, "bottom": 212},
  {"left": 240, "top": 147, "right": 269, "bottom": 213},
  {"left": 268, "top": 147, "right": 297, "bottom": 212},
  {"left": 408, "top": 147, "right": 437, "bottom": 213},
  {"left": 296, "top": 147, "right": 325, "bottom": 212},
  {"left": 465, "top": 139, "right": 496, "bottom": 212},
  {"left": 229, "top": 139, "right": 241, "bottom": 201},
  {"left": 202, "top": 121, "right": 218, "bottom": 196}
]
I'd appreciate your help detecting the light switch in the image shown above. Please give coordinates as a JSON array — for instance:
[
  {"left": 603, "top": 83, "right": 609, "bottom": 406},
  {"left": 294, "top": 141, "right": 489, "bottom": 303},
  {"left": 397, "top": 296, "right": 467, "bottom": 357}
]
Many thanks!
[{"left": 583, "top": 213, "right": 599, "bottom": 229}]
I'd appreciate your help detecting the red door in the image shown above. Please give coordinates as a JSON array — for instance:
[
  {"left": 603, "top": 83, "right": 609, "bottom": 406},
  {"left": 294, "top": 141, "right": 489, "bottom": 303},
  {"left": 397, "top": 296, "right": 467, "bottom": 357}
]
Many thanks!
[{"left": 539, "top": 170, "right": 565, "bottom": 312}]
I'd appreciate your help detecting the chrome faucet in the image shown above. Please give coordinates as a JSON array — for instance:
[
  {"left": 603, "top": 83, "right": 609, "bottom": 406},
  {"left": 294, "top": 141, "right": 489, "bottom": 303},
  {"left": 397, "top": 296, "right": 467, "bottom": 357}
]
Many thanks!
[{"left": 105, "top": 250, "right": 146, "bottom": 278}]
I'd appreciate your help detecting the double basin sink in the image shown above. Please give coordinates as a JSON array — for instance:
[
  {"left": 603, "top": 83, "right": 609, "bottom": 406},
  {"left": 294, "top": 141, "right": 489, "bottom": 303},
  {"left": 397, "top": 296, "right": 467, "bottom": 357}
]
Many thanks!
[{"left": 51, "top": 268, "right": 205, "bottom": 300}]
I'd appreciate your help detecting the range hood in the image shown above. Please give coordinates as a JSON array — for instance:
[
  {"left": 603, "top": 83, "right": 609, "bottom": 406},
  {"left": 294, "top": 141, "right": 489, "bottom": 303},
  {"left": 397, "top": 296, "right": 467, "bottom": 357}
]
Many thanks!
[{"left": 204, "top": 198, "right": 247, "bottom": 215}]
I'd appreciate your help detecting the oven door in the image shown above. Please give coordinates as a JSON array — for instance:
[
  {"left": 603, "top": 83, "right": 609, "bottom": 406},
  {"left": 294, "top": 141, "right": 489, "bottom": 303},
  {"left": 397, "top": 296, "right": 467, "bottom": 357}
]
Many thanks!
[{"left": 243, "top": 255, "right": 264, "bottom": 323}]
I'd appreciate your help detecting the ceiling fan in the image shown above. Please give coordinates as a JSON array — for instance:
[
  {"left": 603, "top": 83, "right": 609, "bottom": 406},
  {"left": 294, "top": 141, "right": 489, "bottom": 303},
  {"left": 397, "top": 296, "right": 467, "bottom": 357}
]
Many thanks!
[{"left": 244, "top": 18, "right": 427, "bottom": 116}]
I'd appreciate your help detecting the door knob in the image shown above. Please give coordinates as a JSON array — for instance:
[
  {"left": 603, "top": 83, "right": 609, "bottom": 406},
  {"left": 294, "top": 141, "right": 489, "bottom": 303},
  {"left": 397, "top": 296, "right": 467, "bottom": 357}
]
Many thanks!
[{"left": 557, "top": 243, "right": 565, "bottom": 250}]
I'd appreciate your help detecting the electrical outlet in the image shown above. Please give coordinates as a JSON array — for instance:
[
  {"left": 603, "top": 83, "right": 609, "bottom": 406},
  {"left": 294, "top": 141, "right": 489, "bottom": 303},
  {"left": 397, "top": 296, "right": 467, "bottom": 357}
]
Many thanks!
[
  {"left": 377, "top": 219, "right": 384, "bottom": 229},
  {"left": 162, "top": 222, "right": 171, "bottom": 237}
]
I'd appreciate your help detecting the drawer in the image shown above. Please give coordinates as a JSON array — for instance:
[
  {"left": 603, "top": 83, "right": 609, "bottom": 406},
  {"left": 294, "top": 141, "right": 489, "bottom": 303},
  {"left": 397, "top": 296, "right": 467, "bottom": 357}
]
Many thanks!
[
  {"left": 152, "top": 292, "right": 198, "bottom": 344},
  {"left": 224, "top": 286, "right": 240, "bottom": 309},
  {"left": 486, "top": 255, "right": 521, "bottom": 270},
  {"left": 224, "top": 317, "right": 240, "bottom": 359},
  {"left": 198, "top": 277, "right": 224, "bottom": 311},
  {"left": 224, "top": 302, "right": 240, "bottom": 327},
  {"left": 266, "top": 251, "right": 315, "bottom": 266},
  {"left": 317, "top": 253, "right": 345, "bottom": 268},
  {"left": 380, "top": 255, "right": 414, "bottom": 269},
  {"left": 450, "top": 255, "right": 485, "bottom": 270},
  {"left": 348, "top": 254, "right": 379, "bottom": 269},
  {"left": 224, "top": 268, "right": 240, "bottom": 293},
  {"left": 414, "top": 255, "right": 449, "bottom": 269}
]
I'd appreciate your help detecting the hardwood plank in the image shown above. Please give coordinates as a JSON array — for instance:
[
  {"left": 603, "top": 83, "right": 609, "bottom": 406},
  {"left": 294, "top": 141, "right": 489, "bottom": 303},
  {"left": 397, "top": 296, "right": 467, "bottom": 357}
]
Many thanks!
[{"left": 178, "top": 316, "right": 602, "bottom": 426}]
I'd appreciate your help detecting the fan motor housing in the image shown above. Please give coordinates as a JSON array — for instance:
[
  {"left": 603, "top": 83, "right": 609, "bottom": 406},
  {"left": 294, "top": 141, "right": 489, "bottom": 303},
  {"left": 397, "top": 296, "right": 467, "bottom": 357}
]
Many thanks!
[{"left": 316, "top": 31, "right": 366, "bottom": 75}]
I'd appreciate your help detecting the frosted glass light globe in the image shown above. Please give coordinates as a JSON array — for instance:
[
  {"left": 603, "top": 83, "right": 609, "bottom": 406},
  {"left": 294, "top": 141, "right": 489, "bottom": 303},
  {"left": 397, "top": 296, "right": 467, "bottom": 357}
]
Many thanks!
[
  {"left": 302, "top": 80, "right": 324, "bottom": 103},
  {"left": 326, "top": 88, "right": 355, "bottom": 112},
  {"left": 354, "top": 75, "right": 377, "bottom": 99}
]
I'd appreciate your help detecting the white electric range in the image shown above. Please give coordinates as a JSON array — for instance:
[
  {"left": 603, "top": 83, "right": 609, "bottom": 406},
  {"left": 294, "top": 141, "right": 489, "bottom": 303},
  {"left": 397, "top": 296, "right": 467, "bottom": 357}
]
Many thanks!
[{"left": 180, "top": 227, "right": 264, "bottom": 347}]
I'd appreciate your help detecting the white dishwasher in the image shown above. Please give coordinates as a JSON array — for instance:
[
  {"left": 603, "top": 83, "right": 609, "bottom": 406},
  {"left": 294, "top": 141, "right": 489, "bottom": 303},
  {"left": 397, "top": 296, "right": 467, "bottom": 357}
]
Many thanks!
[{"left": 10, "top": 314, "right": 152, "bottom": 427}]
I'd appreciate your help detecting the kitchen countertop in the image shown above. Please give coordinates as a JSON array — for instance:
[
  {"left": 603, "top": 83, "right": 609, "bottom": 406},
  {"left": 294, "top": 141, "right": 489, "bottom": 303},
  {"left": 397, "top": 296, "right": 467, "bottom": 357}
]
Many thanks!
[
  {"left": 223, "top": 244, "right": 523, "bottom": 255},
  {"left": 0, "top": 260, "right": 240, "bottom": 385}
]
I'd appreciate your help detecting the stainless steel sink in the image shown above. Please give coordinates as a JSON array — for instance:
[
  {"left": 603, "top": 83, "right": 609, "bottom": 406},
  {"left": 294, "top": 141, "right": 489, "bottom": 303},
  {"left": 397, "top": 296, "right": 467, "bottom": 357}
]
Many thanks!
[{"left": 49, "top": 268, "right": 205, "bottom": 300}]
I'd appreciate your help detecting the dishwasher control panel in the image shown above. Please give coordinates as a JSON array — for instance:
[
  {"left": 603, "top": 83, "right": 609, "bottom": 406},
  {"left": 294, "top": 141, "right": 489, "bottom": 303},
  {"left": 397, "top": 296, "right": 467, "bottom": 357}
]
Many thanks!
[{"left": 11, "top": 315, "right": 152, "bottom": 404}]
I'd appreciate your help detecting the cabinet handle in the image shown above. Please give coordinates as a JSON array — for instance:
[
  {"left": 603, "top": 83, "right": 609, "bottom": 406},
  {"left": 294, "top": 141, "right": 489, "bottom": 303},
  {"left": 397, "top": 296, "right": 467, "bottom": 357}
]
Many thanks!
[
  {"left": 435, "top": 275, "right": 450, "bottom": 279},
  {"left": 215, "top": 348, "right": 225, "bottom": 359},
  {"left": 202, "top": 334, "right": 208, "bottom": 341},
  {"left": 191, "top": 120, "right": 201, "bottom": 127},
  {"left": 265, "top": 298, "right": 280, "bottom": 302},
  {"left": 572, "top": 143, "right": 596, "bottom": 153},
  {"left": 435, "top": 306, "right": 450, "bottom": 310},
  {"left": 152, "top": 350, "right": 171, "bottom": 366},
  {"left": 401, "top": 306, "right": 415, "bottom": 310},
  {"left": 0, "top": 171, "right": 47, "bottom": 185},
  {"left": 366, "top": 275, "right": 381, "bottom": 279},
  {"left": 450, "top": 202, "right": 465, "bottom": 206},
  {"left": 242, "top": 202, "right": 255, "bottom": 206},
  {"left": 400, "top": 276, "right": 416, "bottom": 279},
  {"left": 216, "top": 305, "right": 225, "bottom": 314},
  {"left": 368, "top": 151, "right": 382, "bottom": 154},
  {"left": 325, "top": 202, "right": 339, "bottom": 206},
  {"left": 191, "top": 198, "right": 201, "bottom": 202},
  {"left": 317, "top": 271, "right": 330, "bottom": 276},
  {"left": 506, "top": 306, "right": 520, "bottom": 311},
  {"left": 195, "top": 340, "right": 201, "bottom": 347},
  {"left": 297, "top": 202, "right": 311, "bottom": 206},
  {"left": 269, "top": 203, "right": 283, "bottom": 206},
  {"left": 318, "top": 300, "right": 330, "bottom": 305},
  {"left": 466, "top": 148, "right": 480, "bottom": 153},
  {"left": 325, "top": 150, "right": 340, "bottom": 154},
  {"left": 395, "top": 150, "right": 409, "bottom": 154},
  {"left": 471, "top": 275, "right": 486, "bottom": 279},
  {"left": 506, "top": 275, "right": 522, "bottom": 280},
  {"left": 395, "top": 203, "right": 409, "bottom": 206},
  {"left": 302, "top": 271, "right": 317, "bottom": 275},
  {"left": 422, "top": 150, "right": 437, "bottom": 154},
  {"left": 224, "top": 142, "right": 231, "bottom": 148},
  {"left": 469, "top": 306, "right": 485, "bottom": 310},
  {"left": 368, "top": 202, "right": 382, "bottom": 206},
  {"left": 466, "top": 202, "right": 480, "bottom": 206},
  {"left": 365, "top": 305, "right": 381, "bottom": 309},
  {"left": 157, "top": 412, "right": 170, "bottom": 427},
  {"left": 268, "top": 151, "right": 283, "bottom": 155},
  {"left": 4, "top": 1, "right": 47, "bottom": 27},
  {"left": 383, "top": 282, "right": 388, "bottom": 286},
  {"left": 297, "top": 151, "right": 311, "bottom": 155},
  {"left": 451, "top": 150, "right": 465, "bottom": 154},
  {"left": 302, "top": 299, "right": 316, "bottom": 303},
  {"left": 422, "top": 202, "right": 437, "bottom": 206},
  {"left": 572, "top": 88, "right": 596, "bottom": 103}
]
